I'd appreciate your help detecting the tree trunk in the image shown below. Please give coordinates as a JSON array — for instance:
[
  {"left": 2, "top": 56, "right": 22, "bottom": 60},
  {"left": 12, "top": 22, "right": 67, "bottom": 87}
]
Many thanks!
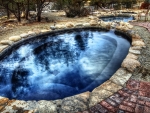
[
  {"left": 25, "top": 0, "right": 29, "bottom": 20},
  {"left": 17, "top": 3, "right": 21, "bottom": 22},
  {"left": 37, "top": 10, "right": 41, "bottom": 22},
  {"left": 6, "top": 4, "right": 10, "bottom": 19}
]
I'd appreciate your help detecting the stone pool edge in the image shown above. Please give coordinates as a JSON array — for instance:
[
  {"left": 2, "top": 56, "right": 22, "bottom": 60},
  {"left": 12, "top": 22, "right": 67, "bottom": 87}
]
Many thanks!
[{"left": 0, "top": 22, "right": 145, "bottom": 113}]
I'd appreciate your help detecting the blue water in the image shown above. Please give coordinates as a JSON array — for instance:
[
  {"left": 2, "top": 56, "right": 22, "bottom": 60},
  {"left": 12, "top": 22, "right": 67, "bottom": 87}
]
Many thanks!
[
  {"left": 0, "top": 29, "right": 130, "bottom": 100},
  {"left": 100, "top": 16, "right": 134, "bottom": 22}
]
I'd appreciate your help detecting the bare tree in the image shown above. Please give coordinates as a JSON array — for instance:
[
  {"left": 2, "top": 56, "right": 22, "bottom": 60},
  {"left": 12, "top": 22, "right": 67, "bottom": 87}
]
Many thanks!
[
  {"left": 0, "top": 0, "right": 24, "bottom": 22},
  {"left": 35, "top": 0, "right": 51, "bottom": 22}
]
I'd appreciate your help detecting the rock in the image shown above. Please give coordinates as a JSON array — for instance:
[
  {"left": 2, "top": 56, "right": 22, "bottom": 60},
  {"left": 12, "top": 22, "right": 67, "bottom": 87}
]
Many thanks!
[
  {"left": 116, "top": 25, "right": 123, "bottom": 30},
  {"left": 131, "top": 34, "right": 141, "bottom": 39},
  {"left": 55, "top": 24, "right": 66, "bottom": 29},
  {"left": 0, "top": 45, "right": 8, "bottom": 52},
  {"left": 89, "top": 96, "right": 103, "bottom": 108},
  {"left": 120, "top": 21, "right": 125, "bottom": 26},
  {"left": 9, "top": 35, "right": 21, "bottom": 42},
  {"left": 121, "top": 58, "right": 141, "bottom": 72},
  {"left": 41, "top": 29, "right": 50, "bottom": 33},
  {"left": 20, "top": 33, "right": 29, "bottom": 38},
  {"left": 89, "top": 20, "right": 97, "bottom": 26},
  {"left": 88, "top": 16, "right": 98, "bottom": 20},
  {"left": 94, "top": 80, "right": 122, "bottom": 93},
  {"left": 89, "top": 89, "right": 112, "bottom": 107},
  {"left": 129, "top": 49, "right": 141, "bottom": 55},
  {"left": 33, "top": 29, "right": 41, "bottom": 34},
  {"left": 126, "top": 53, "right": 138, "bottom": 59},
  {"left": 99, "top": 21, "right": 111, "bottom": 29},
  {"left": 37, "top": 101, "right": 57, "bottom": 113},
  {"left": 83, "top": 23, "right": 90, "bottom": 27},
  {"left": 61, "top": 92, "right": 89, "bottom": 112},
  {"left": 65, "top": 22, "right": 75, "bottom": 28},
  {"left": 28, "top": 31, "right": 36, "bottom": 36},
  {"left": 110, "top": 68, "right": 132, "bottom": 86},
  {"left": 75, "top": 23, "right": 83, "bottom": 27},
  {"left": 127, "top": 24, "right": 133, "bottom": 29},
  {"left": 130, "top": 46, "right": 143, "bottom": 50},
  {"left": 0, "top": 40, "right": 13, "bottom": 45},
  {"left": 122, "top": 26, "right": 130, "bottom": 32},
  {"left": 50, "top": 26, "right": 56, "bottom": 30},
  {"left": 111, "top": 22, "right": 118, "bottom": 28},
  {"left": 132, "top": 38, "right": 143, "bottom": 42},
  {"left": 132, "top": 41, "right": 145, "bottom": 47}
]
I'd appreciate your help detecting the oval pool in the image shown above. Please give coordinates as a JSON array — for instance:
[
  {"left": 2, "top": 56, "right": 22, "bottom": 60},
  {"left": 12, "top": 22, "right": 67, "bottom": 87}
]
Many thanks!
[
  {"left": 99, "top": 15, "right": 135, "bottom": 22},
  {"left": 0, "top": 28, "right": 131, "bottom": 100}
]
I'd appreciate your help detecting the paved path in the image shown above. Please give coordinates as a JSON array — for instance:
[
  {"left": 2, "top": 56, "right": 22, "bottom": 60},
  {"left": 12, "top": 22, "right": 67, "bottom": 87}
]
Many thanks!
[
  {"left": 130, "top": 22, "right": 150, "bottom": 32},
  {"left": 80, "top": 79, "right": 150, "bottom": 113}
]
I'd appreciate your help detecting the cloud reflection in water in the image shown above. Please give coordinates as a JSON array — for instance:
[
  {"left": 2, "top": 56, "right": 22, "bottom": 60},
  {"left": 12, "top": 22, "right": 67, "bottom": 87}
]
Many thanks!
[{"left": 0, "top": 30, "right": 130, "bottom": 100}]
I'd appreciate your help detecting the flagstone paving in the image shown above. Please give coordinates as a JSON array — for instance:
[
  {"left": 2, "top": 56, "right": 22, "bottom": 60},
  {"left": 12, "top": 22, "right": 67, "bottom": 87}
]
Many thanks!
[{"left": 130, "top": 22, "right": 150, "bottom": 32}]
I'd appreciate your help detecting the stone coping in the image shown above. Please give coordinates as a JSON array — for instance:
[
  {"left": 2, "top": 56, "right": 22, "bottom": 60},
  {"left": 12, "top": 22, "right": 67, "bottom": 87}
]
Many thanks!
[{"left": 0, "top": 20, "right": 145, "bottom": 113}]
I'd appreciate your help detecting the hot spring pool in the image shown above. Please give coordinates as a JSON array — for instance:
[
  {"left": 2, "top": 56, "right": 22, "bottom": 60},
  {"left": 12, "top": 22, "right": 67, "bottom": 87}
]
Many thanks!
[
  {"left": 99, "top": 15, "right": 134, "bottom": 22},
  {"left": 0, "top": 28, "right": 131, "bottom": 100}
]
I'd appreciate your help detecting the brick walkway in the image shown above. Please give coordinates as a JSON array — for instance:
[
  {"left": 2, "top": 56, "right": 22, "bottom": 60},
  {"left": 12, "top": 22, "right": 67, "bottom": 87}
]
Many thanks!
[
  {"left": 80, "top": 79, "right": 150, "bottom": 113},
  {"left": 130, "top": 22, "right": 150, "bottom": 32}
]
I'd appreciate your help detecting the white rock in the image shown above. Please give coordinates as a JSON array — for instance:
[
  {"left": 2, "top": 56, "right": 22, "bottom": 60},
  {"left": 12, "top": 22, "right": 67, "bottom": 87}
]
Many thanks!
[
  {"left": 83, "top": 23, "right": 90, "bottom": 27},
  {"left": 129, "top": 49, "right": 141, "bottom": 55},
  {"left": 20, "top": 33, "right": 29, "bottom": 38},
  {"left": 55, "top": 24, "right": 66, "bottom": 29},
  {"left": 100, "top": 21, "right": 107, "bottom": 27},
  {"left": 75, "top": 23, "right": 83, "bottom": 27},
  {"left": 89, "top": 20, "right": 97, "bottom": 26},
  {"left": 28, "top": 31, "right": 36, "bottom": 36},
  {"left": 9, "top": 36, "right": 21, "bottom": 42},
  {"left": 88, "top": 16, "right": 97, "bottom": 20},
  {"left": 120, "top": 21, "right": 125, "bottom": 26},
  {"left": 65, "top": 22, "right": 75, "bottom": 28},
  {"left": 127, "top": 24, "right": 133, "bottom": 29},
  {"left": 50, "top": 26, "right": 56, "bottom": 30},
  {"left": 41, "top": 29, "right": 50, "bottom": 33},
  {"left": 0, "top": 40, "right": 13, "bottom": 45}
]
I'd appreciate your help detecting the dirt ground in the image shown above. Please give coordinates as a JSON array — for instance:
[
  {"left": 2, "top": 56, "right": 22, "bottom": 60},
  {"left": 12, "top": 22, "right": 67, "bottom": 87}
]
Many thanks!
[{"left": 0, "top": 12, "right": 90, "bottom": 41}]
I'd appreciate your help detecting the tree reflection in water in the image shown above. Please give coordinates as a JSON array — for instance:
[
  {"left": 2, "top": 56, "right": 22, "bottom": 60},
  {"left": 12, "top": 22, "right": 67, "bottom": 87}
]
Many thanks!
[{"left": 0, "top": 30, "right": 130, "bottom": 100}]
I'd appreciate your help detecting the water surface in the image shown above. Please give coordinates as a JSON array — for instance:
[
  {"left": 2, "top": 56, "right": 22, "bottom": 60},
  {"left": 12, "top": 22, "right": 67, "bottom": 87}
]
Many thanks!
[
  {"left": 100, "top": 16, "right": 134, "bottom": 22},
  {"left": 0, "top": 29, "right": 130, "bottom": 100}
]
